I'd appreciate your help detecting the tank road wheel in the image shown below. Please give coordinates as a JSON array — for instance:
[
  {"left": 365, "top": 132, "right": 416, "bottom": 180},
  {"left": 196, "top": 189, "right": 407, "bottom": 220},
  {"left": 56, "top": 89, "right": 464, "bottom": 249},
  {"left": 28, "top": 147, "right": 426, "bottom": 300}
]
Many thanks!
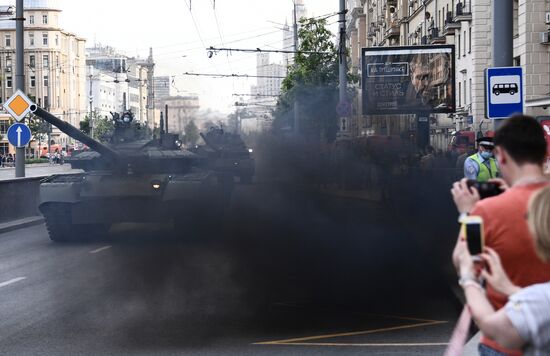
[{"left": 40, "top": 203, "right": 110, "bottom": 242}]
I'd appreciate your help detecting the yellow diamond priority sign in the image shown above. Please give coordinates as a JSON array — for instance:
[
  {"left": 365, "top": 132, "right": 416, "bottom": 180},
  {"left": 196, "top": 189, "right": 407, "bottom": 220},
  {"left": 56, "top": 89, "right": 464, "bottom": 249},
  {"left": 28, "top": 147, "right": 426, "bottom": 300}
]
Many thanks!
[{"left": 4, "top": 89, "right": 34, "bottom": 122}]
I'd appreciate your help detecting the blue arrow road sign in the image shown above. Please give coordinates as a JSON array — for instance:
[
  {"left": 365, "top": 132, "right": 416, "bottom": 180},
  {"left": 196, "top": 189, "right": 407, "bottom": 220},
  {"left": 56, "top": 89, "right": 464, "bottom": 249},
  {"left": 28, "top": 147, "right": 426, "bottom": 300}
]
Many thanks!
[
  {"left": 7, "top": 123, "right": 32, "bottom": 148},
  {"left": 486, "top": 67, "right": 524, "bottom": 119}
]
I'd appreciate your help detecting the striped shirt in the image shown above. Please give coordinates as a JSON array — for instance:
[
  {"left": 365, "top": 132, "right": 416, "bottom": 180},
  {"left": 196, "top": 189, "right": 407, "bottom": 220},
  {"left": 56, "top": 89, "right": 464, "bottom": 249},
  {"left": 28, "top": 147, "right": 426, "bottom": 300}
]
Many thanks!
[{"left": 505, "top": 282, "right": 550, "bottom": 356}]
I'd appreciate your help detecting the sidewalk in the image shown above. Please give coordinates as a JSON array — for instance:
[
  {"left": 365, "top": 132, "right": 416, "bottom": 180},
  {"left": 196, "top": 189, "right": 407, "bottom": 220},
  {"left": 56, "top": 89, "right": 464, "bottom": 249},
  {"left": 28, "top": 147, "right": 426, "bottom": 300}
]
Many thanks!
[
  {"left": 0, "top": 163, "right": 82, "bottom": 181},
  {"left": 0, "top": 216, "right": 44, "bottom": 235}
]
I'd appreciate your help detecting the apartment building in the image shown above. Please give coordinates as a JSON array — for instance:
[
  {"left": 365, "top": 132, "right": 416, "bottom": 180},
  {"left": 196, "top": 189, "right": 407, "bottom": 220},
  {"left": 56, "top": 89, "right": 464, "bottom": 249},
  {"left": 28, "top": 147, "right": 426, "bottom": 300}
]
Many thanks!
[
  {"left": 0, "top": 0, "right": 86, "bottom": 154},
  {"left": 346, "top": 1, "right": 550, "bottom": 151}
]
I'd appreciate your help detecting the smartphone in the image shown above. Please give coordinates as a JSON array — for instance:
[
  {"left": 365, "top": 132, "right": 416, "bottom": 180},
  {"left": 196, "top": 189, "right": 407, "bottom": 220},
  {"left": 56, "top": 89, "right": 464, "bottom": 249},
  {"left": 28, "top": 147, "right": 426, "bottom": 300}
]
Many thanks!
[{"left": 462, "top": 216, "right": 485, "bottom": 257}]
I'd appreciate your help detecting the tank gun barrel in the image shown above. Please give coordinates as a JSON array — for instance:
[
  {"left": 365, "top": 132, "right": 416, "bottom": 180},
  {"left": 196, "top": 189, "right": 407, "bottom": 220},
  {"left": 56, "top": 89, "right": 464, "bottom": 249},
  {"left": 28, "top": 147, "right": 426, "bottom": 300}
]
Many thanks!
[{"left": 30, "top": 105, "right": 120, "bottom": 160}]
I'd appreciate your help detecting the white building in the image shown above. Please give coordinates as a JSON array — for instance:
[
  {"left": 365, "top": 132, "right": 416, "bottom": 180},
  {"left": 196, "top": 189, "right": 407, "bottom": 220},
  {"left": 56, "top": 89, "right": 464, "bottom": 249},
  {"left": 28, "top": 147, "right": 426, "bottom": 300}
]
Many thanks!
[
  {"left": 86, "top": 44, "right": 153, "bottom": 126},
  {"left": 153, "top": 75, "right": 171, "bottom": 99},
  {"left": 283, "top": 0, "right": 307, "bottom": 68}
]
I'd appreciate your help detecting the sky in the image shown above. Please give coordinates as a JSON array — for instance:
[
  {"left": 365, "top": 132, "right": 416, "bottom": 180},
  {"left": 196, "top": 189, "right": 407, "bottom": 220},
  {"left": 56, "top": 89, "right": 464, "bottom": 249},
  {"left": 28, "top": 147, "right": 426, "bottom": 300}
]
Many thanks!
[{"left": 53, "top": 0, "right": 340, "bottom": 115}]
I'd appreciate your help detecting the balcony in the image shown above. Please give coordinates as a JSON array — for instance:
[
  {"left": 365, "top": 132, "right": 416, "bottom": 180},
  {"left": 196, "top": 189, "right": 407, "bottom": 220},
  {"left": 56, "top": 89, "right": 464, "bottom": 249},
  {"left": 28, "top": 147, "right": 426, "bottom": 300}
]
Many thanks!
[
  {"left": 429, "top": 27, "right": 446, "bottom": 44},
  {"left": 385, "top": 24, "right": 400, "bottom": 40},
  {"left": 444, "top": 11, "right": 460, "bottom": 35},
  {"left": 453, "top": 1, "right": 472, "bottom": 22}
]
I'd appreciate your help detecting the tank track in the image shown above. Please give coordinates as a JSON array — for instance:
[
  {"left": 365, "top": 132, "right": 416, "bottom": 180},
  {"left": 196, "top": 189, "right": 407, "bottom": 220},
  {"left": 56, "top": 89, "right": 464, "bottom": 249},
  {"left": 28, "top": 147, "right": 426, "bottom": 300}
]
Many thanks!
[{"left": 40, "top": 203, "right": 109, "bottom": 242}]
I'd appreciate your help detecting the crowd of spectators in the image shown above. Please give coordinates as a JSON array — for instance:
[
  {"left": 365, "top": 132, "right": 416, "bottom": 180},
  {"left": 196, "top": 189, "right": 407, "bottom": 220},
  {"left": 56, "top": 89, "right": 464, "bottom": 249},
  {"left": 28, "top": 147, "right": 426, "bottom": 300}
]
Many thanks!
[
  {"left": 450, "top": 115, "right": 550, "bottom": 355},
  {"left": 0, "top": 153, "right": 15, "bottom": 167}
]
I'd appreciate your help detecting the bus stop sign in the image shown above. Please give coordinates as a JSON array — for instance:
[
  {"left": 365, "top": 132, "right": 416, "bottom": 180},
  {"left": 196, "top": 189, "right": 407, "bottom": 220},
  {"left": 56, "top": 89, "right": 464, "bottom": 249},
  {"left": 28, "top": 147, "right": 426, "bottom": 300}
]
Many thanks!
[{"left": 486, "top": 67, "right": 524, "bottom": 119}]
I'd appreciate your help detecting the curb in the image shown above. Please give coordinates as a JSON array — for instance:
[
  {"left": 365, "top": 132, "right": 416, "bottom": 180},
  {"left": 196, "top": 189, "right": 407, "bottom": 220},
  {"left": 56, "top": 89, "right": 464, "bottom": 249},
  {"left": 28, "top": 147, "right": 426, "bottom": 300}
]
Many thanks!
[{"left": 0, "top": 216, "right": 44, "bottom": 235}]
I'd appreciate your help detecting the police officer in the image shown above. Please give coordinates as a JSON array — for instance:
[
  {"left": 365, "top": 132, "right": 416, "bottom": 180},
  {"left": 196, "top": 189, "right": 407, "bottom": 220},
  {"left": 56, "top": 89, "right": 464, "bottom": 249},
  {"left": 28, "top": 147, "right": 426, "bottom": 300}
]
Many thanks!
[{"left": 463, "top": 137, "right": 499, "bottom": 181}]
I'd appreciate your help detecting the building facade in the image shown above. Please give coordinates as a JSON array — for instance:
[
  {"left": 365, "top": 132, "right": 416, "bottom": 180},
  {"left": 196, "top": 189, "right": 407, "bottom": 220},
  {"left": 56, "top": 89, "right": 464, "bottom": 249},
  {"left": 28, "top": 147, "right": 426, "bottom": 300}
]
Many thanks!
[
  {"left": 155, "top": 95, "right": 200, "bottom": 135},
  {"left": 0, "top": 0, "right": 87, "bottom": 154},
  {"left": 85, "top": 44, "right": 154, "bottom": 128},
  {"left": 345, "top": 0, "right": 550, "bottom": 151},
  {"left": 153, "top": 75, "right": 171, "bottom": 99}
]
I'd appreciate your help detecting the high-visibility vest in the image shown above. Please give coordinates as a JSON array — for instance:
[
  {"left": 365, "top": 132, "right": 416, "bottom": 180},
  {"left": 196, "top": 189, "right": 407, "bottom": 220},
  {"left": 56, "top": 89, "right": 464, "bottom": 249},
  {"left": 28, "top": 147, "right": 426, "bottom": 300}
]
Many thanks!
[{"left": 469, "top": 153, "right": 498, "bottom": 182}]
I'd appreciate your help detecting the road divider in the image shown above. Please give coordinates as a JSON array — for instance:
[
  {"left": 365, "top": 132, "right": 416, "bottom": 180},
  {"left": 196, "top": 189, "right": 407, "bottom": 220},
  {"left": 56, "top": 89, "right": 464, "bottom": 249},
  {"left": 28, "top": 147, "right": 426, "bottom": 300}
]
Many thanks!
[{"left": 0, "top": 177, "right": 43, "bottom": 224}]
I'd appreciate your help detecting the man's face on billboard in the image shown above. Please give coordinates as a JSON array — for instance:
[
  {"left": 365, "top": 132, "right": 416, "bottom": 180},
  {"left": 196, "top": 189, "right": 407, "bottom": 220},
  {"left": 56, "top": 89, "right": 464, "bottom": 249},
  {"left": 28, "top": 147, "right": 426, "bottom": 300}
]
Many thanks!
[{"left": 411, "top": 62, "right": 430, "bottom": 97}]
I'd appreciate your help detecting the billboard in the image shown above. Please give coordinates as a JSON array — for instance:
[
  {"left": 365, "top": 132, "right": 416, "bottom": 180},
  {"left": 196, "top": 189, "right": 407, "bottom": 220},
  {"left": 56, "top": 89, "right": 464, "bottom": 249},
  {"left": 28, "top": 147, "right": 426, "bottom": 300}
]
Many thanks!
[{"left": 362, "top": 45, "right": 455, "bottom": 115}]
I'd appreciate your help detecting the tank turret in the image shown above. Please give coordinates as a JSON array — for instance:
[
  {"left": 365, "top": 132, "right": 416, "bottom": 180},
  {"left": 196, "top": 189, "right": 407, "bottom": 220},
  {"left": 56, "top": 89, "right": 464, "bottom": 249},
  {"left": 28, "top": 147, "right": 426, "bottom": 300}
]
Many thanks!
[
  {"left": 192, "top": 126, "right": 255, "bottom": 184},
  {"left": 30, "top": 105, "right": 195, "bottom": 174}
]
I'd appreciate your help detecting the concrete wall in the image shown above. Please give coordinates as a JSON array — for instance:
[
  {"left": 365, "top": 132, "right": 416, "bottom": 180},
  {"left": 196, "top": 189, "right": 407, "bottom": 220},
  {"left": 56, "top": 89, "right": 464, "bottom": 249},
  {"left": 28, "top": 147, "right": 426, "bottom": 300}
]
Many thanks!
[{"left": 0, "top": 177, "right": 42, "bottom": 223}]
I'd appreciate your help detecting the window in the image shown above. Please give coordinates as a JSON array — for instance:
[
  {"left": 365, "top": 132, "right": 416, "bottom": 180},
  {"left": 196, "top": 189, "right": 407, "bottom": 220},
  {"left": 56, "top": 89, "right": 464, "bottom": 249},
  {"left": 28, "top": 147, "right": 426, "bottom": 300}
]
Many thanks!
[
  {"left": 6, "top": 76, "right": 12, "bottom": 88},
  {"left": 29, "top": 32, "right": 34, "bottom": 46},
  {"left": 469, "top": 78, "right": 472, "bottom": 105},
  {"left": 55, "top": 34, "right": 59, "bottom": 46},
  {"left": 29, "top": 15, "right": 34, "bottom": 24},
  {"left": 5, "top": 34, "right": 11, "bottom": 47},
  {"left": 42, "top": 14, "right": 48, "bottom": 24},
  {"left": 0, "top": 142, "right": 8, "bottom": 155},
  {"left": 42, "top": 33, "right": 48, "bottom": 46},
  {"left": 43, "top": 54, "right": 49, "bottom": 68},
  {"left": 457, "top": 33, "right": 461, "bottom": 58},
  {"left": 458, "top": 81, "right": 462, "bottom": 107},
  {"left": 463, "top": 30, "right": 466, "bottom": 56},
  {"left": 30, "top": 75, "right": 35, "bottom": 88},
  {"left": 464, "top": 79, "right": 467, "bottom": 104},
  {"left": 43, "top": 75, "right": 48, "bottom": 87},
  {"left": 0, "top": 120, "right": 8, "bottom": 134},
  {"left": 513, "top": 56, "right": 521, "bottom": 66},
  {"left": 468, "top": 27, "right": 472, "bottom": 53},
  {"left": 29, "top": 54, "right": 35, "bottom": 68}
]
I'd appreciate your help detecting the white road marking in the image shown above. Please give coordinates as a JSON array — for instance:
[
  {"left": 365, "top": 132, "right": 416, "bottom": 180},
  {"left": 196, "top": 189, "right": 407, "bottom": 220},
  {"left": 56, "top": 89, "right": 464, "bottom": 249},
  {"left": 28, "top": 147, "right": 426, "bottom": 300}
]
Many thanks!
[
  {"left": 90, "top": 245, "right": 112, "bottom": 254},
  {"left": 0, "top": 277, "right": 26, "bottom": 289}
]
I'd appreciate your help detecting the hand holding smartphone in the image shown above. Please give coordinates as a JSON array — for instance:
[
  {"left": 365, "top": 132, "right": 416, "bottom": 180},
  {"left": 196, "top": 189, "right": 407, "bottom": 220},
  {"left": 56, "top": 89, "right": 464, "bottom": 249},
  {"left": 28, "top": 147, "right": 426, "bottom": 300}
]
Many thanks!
[{"left": 461, "top": 216, "right": 485, "bottom": 260}]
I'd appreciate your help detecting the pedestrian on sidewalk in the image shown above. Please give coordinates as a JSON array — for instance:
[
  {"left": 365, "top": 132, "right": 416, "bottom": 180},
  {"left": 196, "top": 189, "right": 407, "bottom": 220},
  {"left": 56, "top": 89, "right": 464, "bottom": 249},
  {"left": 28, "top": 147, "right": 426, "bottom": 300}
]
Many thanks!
[
  {"left": 455, "top": 185, "right": 550, "bottom": 355},
  {"left": 451, "top": 115, "right": 550, "bottom": 356}
]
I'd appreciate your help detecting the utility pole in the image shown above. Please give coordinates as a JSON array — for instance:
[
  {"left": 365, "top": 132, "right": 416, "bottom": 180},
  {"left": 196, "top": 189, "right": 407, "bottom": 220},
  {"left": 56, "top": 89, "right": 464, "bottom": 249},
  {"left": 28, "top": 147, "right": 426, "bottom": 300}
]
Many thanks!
[
  {"left": 293, "top": 1, "right": 300, "bottom": 135},
  {"left": 14, "top": 0, "right": 25, "bottom": 177},
  {"left": 337, "top": 0, "right": 348, "bottom": 139},
  {"left": 492, "top": 0, "right": 513, "bottom": 131},
  {"left": 164, "top": 104, "right": 169, "bottom": 134},
  {"left": 88, "top": 66, "right": 94, "bottom": 138}
]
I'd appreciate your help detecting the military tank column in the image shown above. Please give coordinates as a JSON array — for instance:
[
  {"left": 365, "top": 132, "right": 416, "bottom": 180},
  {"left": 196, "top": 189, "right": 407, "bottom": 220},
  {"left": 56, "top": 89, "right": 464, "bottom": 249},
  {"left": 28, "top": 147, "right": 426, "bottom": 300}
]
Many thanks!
[{"left": 29, "top": 105, "right": 251, "bottom": 242}]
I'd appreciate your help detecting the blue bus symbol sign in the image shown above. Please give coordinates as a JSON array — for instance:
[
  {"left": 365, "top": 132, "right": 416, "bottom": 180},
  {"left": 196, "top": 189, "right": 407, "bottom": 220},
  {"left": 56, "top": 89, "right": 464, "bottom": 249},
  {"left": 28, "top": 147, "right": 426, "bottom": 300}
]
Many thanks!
[{"left": 486, "top": 67, "right": 524, "bottom": 119}]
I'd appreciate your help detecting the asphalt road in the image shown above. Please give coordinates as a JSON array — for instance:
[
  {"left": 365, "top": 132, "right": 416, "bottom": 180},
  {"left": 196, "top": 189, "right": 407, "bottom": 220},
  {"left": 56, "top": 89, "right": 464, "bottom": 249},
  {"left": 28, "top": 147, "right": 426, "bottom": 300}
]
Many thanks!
[{"left": 0, "top": 184, "right": 461, "bottom": 355}]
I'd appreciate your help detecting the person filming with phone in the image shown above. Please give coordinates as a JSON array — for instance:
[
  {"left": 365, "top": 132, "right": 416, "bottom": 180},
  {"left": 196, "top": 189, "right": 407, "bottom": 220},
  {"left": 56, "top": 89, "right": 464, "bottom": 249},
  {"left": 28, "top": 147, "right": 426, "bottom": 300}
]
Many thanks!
[
  {"left": 455, "top": 186, "right": 550, "bottom": 355},
  {"left": 451, "top": 115, "right": 550, "bottom": 356}
]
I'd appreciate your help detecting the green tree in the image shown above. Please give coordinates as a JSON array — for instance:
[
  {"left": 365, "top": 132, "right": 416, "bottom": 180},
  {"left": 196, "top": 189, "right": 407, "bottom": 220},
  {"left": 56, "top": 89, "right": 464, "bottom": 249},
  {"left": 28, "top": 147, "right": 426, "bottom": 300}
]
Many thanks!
[
  {"left": 274, "top": 17, "right": 357, "bottom": 142},
  {"left": 80, "top": 111, "right": 114, "bottom": 143},
  {"left": 183, "top": 120, "right": 199, "bottom": 145}
]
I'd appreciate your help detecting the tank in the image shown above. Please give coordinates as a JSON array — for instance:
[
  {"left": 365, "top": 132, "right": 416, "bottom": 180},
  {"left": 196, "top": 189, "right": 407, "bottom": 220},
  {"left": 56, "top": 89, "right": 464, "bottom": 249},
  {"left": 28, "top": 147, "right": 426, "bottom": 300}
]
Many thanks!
[
  {"left": 30, "top": 105, "right": 234, "bottom": 242},
  {"left": 191, "top": 126, "right": 255, "bottom": 184}
]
